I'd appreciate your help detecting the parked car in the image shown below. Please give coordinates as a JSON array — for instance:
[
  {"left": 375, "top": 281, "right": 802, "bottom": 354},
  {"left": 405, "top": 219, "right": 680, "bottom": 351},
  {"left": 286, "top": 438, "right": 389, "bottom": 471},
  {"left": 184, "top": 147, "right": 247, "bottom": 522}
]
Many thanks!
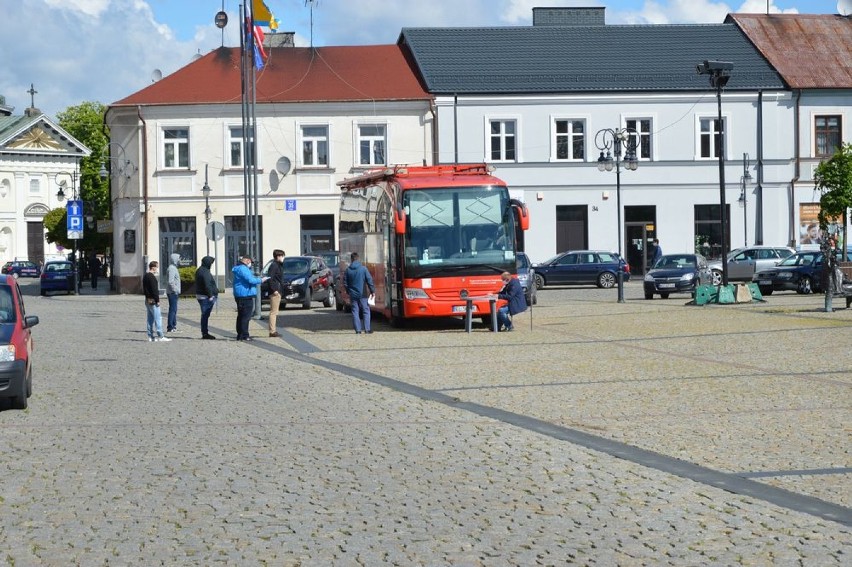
[
  {"left": 533, "top": 250, "right": 630, "bottom": 289},
  {"left": 644, "top": 253, "right": 712, "bottom": 299},
  {"left": 707, "top": 246, "right": 795, "bottom": 285},
  {"left": 315, "top": 251, "right": 342, "bottom": 309},
  {"left": 39, "top": 260, "right": 76, "bottom": 295},
  {"left": 0, "top": 275, "right": 39, "bottom": 409},
  {"left": 261, "top": 255, "right": 334, "bottom": 309},
  {"left": 516, "top": 252, "right": 537, "bottom": 306},
  {"left": 752, "top": 250, "right": 836, "bottom": 295},
  {"left": 2, "top": 260, "right": 40, "bottom": 279}
]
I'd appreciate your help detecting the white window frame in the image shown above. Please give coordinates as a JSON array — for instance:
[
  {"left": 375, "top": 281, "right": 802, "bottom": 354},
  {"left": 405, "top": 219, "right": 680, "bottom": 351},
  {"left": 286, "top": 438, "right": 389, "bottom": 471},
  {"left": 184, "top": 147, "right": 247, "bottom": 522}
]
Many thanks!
[
  {"left": 299, "top": 123, "right": 330, "bottom": 168},
  {"left": 486, "top": 117, "right": 520, "bottom": 163},
  {"left": 355, "top": 123, "right": 388, "bottom": 167},
  {"left": 696, "top": 115, "right": 729, "bottom": 160},
  {"left": 624, "top": 117, "right": 653, "bottom": 161},
  {"left": 29, "top": 179, "right": 40, "bottom": 194},
  {"left": 162, "top": 127, "right": 190, "bottom": 169},
  {"left": 227, "top": 125, "right": 256, "bottom": 168},
  {"left": 550, "top": 117, "right": 587, "bottom": 162}
]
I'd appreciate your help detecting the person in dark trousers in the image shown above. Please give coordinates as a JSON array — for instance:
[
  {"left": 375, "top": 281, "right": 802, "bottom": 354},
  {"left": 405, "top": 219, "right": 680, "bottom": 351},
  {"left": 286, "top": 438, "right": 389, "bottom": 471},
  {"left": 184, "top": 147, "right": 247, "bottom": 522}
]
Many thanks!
[
  {"left": 88, "top": 253, "right": 102, "bottom": 289},
  {"left": 343, "top": 251, "right": 375, "bottom": 334},
  {"left": 652, "top": 238, "right": 663, "bottom": 266},
  {"left": 195, "top": 256, "right": 218, "bottom": 339},
  {"left": 496, "top": 271, "right": 527, "bottom": 332},
  {"left": 266, "top": 249, "right": 285, "bottom": 338},
  {"left": 143, "top": 261, "right": 170, "bottom": 342},
  {"left": 165, "top": 253, "right": 181, "bottom": 332},
  {"left": 231, "top": 255, "right": 264, "bottom": 341}
]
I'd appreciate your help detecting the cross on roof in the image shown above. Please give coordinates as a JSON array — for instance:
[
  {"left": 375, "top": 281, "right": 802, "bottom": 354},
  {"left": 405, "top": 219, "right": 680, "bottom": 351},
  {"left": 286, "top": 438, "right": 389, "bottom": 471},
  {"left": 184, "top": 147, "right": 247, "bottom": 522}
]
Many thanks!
[{"left": 27, "top": 83, "right": 37, "bottom": 108}]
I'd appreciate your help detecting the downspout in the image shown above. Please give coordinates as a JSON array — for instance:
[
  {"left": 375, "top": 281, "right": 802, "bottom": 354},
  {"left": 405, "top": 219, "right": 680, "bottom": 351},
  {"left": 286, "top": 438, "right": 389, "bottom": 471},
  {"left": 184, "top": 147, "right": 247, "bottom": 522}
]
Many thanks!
[
  {"left": 789, "top": 89, "right": 801, "bottom": 248},
  {"left": 755, "top": 90, "right": 764, "bottom": 244},
  {"left": 453, "top": 93, "right": 459, "bottom": 164},
  {"left": 137, "top": 105, "right": 149, "bottom": 261},
  {"left": 429, "top": 98, "right": 438, "bottom": 166}
]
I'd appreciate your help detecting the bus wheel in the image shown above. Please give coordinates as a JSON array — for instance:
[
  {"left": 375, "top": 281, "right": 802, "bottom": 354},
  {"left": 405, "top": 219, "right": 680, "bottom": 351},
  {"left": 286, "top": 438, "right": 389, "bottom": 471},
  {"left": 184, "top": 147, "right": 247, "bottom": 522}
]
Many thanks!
[{"left": 390, "top": 313, "right": 405, "bottom": 328}]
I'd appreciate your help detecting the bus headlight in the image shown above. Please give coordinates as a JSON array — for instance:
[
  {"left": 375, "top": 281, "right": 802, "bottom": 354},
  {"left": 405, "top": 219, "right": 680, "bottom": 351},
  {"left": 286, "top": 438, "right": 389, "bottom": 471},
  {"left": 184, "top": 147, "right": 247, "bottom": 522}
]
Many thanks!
[{"left": 404, "top": 288, "right": 429, "bottom": 300}]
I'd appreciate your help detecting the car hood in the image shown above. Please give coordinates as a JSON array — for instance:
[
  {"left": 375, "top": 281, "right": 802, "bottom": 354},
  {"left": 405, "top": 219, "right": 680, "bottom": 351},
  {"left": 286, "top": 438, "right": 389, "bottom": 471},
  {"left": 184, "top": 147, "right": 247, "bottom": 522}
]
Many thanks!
[{"left": 647, "top": 268, "right": 696, "bottom": 278}]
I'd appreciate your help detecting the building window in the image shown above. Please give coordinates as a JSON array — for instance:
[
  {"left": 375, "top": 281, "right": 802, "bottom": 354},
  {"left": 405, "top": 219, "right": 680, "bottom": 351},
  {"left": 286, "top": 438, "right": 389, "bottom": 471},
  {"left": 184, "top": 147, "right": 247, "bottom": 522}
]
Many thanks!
[
  {"left": 815, "top": 115, "right": 842, "bottom": 158},
  {"left": 301, "top": 125, "right": 329, "bottom": 167},
  {"left": 699, "top": 118, "right": 725, "bottom": 159},
  {"left": 358, "top": 124, "right": 386, "bottom": 166},
  {"left": 489, "top": 120, "right": 516, "bottom": 161},
  {"left": 626, "top": 118, "right": 652, "bottom": 160},
  {"left": 229, "top": 126, "right": 255, "bottom": 168},
  {"left": 163, "top": 128, "right": 189, "bottom": 168},
  {"left": 553, "top": 119, "right": 584, "bottom": 161},
  {"left": 29, "top": 179, "right": 40, "bottom": 194}
]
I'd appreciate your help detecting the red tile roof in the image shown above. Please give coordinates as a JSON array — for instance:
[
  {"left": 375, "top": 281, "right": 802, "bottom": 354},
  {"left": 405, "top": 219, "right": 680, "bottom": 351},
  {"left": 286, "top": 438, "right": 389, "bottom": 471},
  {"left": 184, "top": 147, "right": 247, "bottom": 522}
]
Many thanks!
[
  {"left": 111, "top": 44, "right": 431, "bottom": 107},
  {"left": 727, "top": 14, "right": 852, "bottom": 89}
]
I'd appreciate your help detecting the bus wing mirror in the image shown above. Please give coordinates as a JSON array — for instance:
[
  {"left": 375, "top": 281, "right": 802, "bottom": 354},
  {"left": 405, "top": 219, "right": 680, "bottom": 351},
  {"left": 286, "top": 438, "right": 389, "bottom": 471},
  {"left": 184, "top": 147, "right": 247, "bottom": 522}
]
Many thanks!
[
  {"left": 394, "top": 205, "right": 406, "bottom": 235},
  {"left": 511, "top": 199, "right": 530, "bottom": 231}
]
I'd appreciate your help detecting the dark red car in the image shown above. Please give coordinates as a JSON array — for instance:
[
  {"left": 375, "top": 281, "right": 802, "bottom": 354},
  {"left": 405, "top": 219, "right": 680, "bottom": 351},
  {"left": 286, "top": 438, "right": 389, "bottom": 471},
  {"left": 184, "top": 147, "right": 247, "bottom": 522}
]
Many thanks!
[{"left": 0, "top": 275, "right": 39, "bottom": 409}]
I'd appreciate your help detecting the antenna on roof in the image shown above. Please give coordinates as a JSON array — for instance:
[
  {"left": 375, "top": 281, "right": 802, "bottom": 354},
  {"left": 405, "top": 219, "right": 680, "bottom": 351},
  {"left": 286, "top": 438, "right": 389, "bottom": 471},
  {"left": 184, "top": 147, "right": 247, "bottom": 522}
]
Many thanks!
[{"left": 305, "top": 0, "right": 319, "bottom": 48}]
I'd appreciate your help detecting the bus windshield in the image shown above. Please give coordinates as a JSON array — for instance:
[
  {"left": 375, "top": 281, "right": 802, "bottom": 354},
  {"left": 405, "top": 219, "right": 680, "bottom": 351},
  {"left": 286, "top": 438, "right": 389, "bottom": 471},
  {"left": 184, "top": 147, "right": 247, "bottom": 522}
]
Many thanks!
[{"left": 403, "top": 185, "right": 516, "bottom": 278}]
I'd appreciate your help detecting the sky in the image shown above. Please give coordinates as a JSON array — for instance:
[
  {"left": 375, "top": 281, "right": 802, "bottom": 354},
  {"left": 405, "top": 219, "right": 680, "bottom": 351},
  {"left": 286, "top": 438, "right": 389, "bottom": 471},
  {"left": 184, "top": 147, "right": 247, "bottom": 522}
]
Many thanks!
[{"left": 0, "top": 0, "right": 846, "bottom": 120}]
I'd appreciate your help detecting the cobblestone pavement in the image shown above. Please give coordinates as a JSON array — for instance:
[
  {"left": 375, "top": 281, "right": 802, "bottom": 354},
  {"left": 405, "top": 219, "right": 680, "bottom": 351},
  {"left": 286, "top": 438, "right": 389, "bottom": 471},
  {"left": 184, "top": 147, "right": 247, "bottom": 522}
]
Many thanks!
[{"left": 0, "top": 280, "right": 849, "bottom": 565}]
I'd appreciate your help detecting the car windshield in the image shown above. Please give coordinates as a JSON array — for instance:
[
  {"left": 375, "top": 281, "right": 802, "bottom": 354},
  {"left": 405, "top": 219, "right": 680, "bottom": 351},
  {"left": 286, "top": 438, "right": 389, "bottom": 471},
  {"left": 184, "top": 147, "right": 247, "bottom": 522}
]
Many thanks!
[
  {"left": 654, "top": 255, "right": 695, "bottom": 269},
  {"left": 282, "top": 258, "right": 309, "bottom": 274},
  {"left": 46, "top": 262, "right": 72, "bottom": 272},
  {"left": 779, "top": 253, "right": 819, "bottom": 267},
  {"left": 318, "top": 253, "right": 339, "bottom": 268},
  {"left": 516, "top": 253, "right": 530, "bottom": 269}
]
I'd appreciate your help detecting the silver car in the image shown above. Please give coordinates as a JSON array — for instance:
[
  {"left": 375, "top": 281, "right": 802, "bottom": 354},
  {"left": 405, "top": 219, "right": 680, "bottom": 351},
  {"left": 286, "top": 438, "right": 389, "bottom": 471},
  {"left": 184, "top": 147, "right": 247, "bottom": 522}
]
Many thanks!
[{"left": 707, "top": 246, "right": 795, "bottom": 284}]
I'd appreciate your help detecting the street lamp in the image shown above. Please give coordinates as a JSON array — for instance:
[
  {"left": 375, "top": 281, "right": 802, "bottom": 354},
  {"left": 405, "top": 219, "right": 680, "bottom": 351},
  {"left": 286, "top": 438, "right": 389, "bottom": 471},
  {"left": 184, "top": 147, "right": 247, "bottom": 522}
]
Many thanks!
[
  {"left": 202, "top": 164, "right": 212, "bottom": 257},
  {"left": 595, "top": 127, "right": 639, "bottom": 304},
  {"left": 98, "top": 142, "right": 137, "bottom": 181},
  {"left": 696, "top": 59, "right": 733, "bottom": 286},
  {"left": 738, "top": 153, "right": 753, "bottom": 247},
  {"left": 55, "top": 170, "right": 80, "bottom": 293}
]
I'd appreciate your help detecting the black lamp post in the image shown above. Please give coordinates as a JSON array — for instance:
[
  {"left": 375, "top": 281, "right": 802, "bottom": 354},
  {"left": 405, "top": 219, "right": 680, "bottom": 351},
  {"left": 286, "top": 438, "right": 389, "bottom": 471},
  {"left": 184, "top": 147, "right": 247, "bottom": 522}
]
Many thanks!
[
  {"left": 595, "top": 127, "right": 639, "bottom": 303},
  {"left": 738, "top": 153, "right": 753, "bottom": 247},
  {"left": 202, "top": 164, "right": 212, "bottom": 257},
  {"left": 697, "top": 60, "right": 733, "bottom": 286},
  {"left": 55, "top": 170, "right": 80, "bottom": 294}
]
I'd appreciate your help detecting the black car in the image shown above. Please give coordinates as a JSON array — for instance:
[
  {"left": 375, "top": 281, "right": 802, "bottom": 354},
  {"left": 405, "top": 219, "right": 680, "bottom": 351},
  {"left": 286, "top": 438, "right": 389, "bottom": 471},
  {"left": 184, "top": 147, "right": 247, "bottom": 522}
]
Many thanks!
[
  {"left": 644, "top": 253, "right": 712, "bottom": 299},
  {"left": 752, "top": 250, "right": 832, "bottom": 295},
  {"left": 261, "top": 255, "right": 334, "bottom": 309},
  {"left": 533, "top": 250, "right": 630, "bottom": 289},
  {"left": 2, "top": 261, "right": 40, "bottom": 279}
]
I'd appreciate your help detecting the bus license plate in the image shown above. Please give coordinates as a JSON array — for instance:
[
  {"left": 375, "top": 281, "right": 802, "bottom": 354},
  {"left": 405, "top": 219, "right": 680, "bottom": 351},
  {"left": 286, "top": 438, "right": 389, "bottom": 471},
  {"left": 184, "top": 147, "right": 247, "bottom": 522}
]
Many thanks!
[{"left": 453, "top": 305, "right": 473, "bottom": 313}]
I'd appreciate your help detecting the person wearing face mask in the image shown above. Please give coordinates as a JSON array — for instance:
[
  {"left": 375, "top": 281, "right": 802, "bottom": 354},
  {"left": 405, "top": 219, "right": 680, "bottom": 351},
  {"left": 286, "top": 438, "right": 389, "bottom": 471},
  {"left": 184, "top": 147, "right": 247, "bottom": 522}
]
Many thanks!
[
  {"left": 142, "top": 261, "right": 171, "bottom": 342},
  {"left": 231, "top": 255, "right": 265, "bottom": 341}
]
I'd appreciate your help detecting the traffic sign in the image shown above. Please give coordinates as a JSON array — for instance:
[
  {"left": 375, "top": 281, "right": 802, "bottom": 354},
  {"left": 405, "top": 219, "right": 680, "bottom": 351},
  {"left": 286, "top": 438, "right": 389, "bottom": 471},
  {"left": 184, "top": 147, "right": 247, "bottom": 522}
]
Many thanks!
[
  {"left": 66, "top": 200, "right": 83, "bottom": 240},
  {"left": 206, "top": 221, "right": 225, "bottom": 241}
]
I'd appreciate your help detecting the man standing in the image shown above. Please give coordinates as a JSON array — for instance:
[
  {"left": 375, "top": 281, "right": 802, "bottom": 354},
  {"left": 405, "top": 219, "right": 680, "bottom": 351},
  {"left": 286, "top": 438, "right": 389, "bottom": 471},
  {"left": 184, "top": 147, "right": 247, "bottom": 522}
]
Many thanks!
[
  {"left": 166, "top": 253, "right": 181, "bottom": 333},
  {"left": 496, "top": 271, "right": 527, "bottom": 332},
  {"left": 142, "top": 261, "right": 170, "bottom": 342},
  {"left": 266, "top": 249, "right": 285, "bottom": 338},
  {"left": 343, "top": 252, "right": 375, "bottom": 334},
  {"left": 231, "top": 255, "right": 264, "bottom": 341},
  {"left": 88, "top": 253, "right": 102, "bottom": 289},
  {"left": 652, "top": 238, "right": 663, "bottom": 266},
  {"left": 195, "top": 256, "right": 218, "bottom": 340}
]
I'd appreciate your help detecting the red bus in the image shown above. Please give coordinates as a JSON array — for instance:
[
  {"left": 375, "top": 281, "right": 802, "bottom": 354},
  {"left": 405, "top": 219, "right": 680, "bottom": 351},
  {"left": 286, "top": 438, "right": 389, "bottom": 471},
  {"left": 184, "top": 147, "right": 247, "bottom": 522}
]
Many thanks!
[{"left": 337, "top": 164, "right": 529, "bottom": 326}]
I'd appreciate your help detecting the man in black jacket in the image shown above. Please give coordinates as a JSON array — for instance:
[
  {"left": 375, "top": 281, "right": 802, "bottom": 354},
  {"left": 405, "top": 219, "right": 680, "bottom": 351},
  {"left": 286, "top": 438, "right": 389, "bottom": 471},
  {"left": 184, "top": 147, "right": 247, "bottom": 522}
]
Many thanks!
[
  {"left": 195, "top": 256, "right": 218, "bottom": 339},
  {"left": 266, "top": 249, "right": 285, "bottom": 337}
]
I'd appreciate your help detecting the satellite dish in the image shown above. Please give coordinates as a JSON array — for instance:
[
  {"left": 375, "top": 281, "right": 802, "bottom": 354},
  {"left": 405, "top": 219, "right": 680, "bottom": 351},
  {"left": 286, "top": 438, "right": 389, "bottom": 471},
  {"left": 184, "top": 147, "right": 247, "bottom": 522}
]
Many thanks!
[
  {"left": 276, "top": 156, "right": 291, "bottom": 176},
  {"left": 151, "top": 69, "right": 163, "bottom": 82},
  {"left": 839, "top": 0, "right": 852, "bottom": 16}
]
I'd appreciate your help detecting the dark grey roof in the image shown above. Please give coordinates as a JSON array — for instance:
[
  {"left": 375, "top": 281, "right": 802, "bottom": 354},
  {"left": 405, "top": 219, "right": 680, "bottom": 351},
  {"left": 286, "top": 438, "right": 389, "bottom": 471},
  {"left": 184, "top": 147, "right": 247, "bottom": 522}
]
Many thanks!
[{"left": 399, "top": 24, "right": 786, "bottom": 94}]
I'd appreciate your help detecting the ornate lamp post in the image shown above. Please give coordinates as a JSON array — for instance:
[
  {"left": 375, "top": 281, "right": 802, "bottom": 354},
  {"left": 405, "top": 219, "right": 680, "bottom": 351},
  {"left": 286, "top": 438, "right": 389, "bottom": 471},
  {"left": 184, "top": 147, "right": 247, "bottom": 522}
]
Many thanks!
[
  {"left": 697, "top": 60, "right": 733, "bottom": 286},
  {"left": 55, "top": 170, "right": 80, "bottom": 293},
  {"left": 595, "top": 127, "right": 639, "bottom": 303},
  {"left": 202, "top": 164, "right": 212, "bottom": 257},
  {"left": 738, "top": 153, "right": 753, "bottom": 247}
]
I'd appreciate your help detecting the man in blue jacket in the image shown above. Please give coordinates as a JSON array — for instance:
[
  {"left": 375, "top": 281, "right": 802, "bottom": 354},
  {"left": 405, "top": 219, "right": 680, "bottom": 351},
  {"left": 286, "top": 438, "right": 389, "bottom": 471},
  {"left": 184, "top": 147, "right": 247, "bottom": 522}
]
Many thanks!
[
  {"left": 496, "top": 271, "right": 527, "bottom": 332},
  {"left": 344, "top": 251, "right": 375, "bottom": 334},
  {"left": 231, "top": 255, "right": 264, "bottom": 341}
]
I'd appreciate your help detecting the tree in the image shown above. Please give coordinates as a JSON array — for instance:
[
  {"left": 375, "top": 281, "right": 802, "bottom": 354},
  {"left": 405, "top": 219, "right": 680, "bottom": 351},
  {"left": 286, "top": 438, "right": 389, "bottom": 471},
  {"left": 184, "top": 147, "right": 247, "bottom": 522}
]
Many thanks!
[
  {"left": 814, "top": 143, "right": 852, "bottom": 259},
  {"left": 55, "top": 101, "right": 111, "bottom": 253}
]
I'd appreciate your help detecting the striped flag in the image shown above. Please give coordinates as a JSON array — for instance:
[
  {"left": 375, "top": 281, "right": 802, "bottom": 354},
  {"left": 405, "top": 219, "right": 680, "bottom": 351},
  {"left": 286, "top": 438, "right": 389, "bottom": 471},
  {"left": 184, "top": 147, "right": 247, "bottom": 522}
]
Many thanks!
[{"left": 252, "top": 0, "right": 279, "bottom": 30}]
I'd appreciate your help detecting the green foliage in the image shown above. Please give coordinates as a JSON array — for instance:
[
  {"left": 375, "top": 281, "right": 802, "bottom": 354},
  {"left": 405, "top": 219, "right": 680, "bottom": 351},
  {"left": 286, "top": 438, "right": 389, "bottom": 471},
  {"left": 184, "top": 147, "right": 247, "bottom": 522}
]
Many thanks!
[
  {"left": 814, "top": 143, "right": 852, "bottom": 230},
  {"left": 43, "top": 208, "right": 69, "bottom": 248},
  {"left": 56, "top": 102, "right": 111, "bottom": 252},
  {"left": 179, "top": 266, "right": 197, "bottom": 285}
]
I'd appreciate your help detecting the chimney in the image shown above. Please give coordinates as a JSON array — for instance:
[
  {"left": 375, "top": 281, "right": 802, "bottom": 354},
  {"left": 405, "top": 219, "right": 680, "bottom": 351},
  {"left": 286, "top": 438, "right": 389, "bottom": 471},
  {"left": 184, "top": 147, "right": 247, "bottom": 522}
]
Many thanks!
[
  {"left": 263, "top": 31, "right": 295, "bottom": 48},
  {"left": 25, "top": 106, "right": 41, "bottom": 117},
  {"left": 533, "top": 7, "right": 605, "bottom": 26}
]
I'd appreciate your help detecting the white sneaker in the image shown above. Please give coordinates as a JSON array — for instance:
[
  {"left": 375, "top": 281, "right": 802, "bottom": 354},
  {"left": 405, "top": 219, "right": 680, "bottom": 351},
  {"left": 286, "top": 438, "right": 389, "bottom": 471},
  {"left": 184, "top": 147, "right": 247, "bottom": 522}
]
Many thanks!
[
  {"left": 156, "top": 336, "right": 172, "bottom": 342},
  {"left": 148, "top": 337, "right": 155, "bottom": 342}
]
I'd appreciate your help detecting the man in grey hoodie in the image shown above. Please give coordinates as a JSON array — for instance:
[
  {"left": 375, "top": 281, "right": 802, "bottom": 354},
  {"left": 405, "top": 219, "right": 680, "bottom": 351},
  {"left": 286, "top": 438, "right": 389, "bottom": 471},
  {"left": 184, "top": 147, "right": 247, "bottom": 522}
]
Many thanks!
[{"left": 166, "top": 253, "right": 182, "bottom": 333}]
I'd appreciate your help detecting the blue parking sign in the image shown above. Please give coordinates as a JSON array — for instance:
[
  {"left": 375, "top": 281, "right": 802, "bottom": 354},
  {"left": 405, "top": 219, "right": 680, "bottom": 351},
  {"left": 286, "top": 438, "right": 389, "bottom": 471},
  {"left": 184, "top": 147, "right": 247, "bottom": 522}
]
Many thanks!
[{"left": 66, "top": 199, "right": 84, "bottom": 240}]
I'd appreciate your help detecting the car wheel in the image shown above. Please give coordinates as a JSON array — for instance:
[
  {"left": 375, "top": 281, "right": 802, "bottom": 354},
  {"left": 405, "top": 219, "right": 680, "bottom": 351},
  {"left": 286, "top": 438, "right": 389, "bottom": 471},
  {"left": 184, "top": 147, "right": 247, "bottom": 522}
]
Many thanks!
[
  {"left": 40, "top": 289, "right": 46, "bottom": 296},
  {"left": 758, "top": 286, "right": 773, "bottom": 296},
  {"left": 796, "top": 276, "right": 812, "bottom": 294},
  {"left": 711, "top": 270, "right": 722, "bottom": 286},
  {"left": 597, "top": 272, "right": 616, "bottom": 288},
  {"left": 660, "top": 292, "right": 670, "bottom": 299},
  {"left": 302, "top": 288, "right": 312, "bottom": 309},
  {"left": 11, "top": 374, "right": 28, "bottom": 410},
  {"left": 645, "top": 291, "right": 653, "bottom": 299},
  {"left": 534, "top": 273, "right": 544, "bottom": 290},
  {"left": 323, "top": 289, "right": 335, "bottom": 308}
]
